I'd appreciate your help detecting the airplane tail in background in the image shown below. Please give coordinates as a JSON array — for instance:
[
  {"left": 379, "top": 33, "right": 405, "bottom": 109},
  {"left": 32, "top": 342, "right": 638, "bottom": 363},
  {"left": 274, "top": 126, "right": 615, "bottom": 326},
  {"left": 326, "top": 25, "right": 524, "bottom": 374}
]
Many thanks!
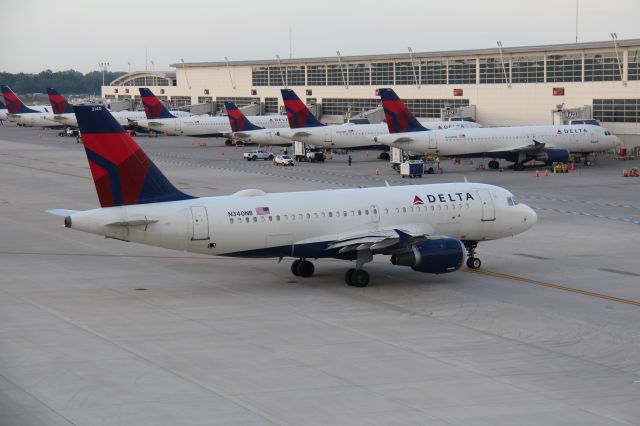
[
  {"left": 46, "top": 88, "right": 74, "bottom": 114},
  {"left": 139, "top": 88, "right": 176, "bottom": 119},
  {"left": 224, "top": 101, "right": 263, "bottom": 132},
  {"left": 280, "top": 89, "right": 324, "bottom": 129},
  {"left": 1, "top": 85, "right": 39, "bottom": 114},
  {"left": 74, "top": 105, "right": 195, "bottom": 208},
  {"left": 377, "top": 88, "right": 426, "bottom": 133}
]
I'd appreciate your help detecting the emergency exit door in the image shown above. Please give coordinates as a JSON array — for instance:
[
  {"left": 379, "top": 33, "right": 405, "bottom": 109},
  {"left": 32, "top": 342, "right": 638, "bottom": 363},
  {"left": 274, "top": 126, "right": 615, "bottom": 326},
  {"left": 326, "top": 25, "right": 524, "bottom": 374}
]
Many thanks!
[{"left": 190, "top": 206, "right": 209, "bottom": 240}]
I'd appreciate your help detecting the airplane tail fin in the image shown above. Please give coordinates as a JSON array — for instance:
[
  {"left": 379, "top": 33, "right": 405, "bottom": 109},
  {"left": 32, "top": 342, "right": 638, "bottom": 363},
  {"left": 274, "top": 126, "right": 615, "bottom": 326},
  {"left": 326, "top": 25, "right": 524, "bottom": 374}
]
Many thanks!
[
  {"left": 46, "top": 88, "right": 74, "bottom": 114},
  {"left": 280, "top": 89, "right": 324, "bottom": 128},
  {"left": 74, "top": 105, "right": 195, "bottom": 208},
  {"left": 377, "top": 88, "right": 426, "bottom": 133},
  {"left": 1, "top": 85, "right": 39, "bottom": 114},
  {"left": 139, "top": 88, "right": 176, "bottom": 119},
  {"left": 224, "top": 101, "right": 263, "bottom": 132}
]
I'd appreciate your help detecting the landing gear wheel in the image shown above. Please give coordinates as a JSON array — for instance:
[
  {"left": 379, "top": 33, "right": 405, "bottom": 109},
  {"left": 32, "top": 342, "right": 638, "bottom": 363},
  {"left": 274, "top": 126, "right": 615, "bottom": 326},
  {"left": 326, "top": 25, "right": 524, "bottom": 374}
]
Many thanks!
[
  {"left": 467, "top": 257, "right": 481, "bottom": 269},
  {"left": 297, "top": 260, "right": 315, "bottom": 277},
  {"left": 351, "top": 270, "right": 370, "bottom": 287},
  {"left": 488, "top": 160, "right": 500, "bottom": 170},
  {"left": 345, "top": 268, "right": 355, "bottom": 285},
  {"left": 379, "top": 152, "right": 390, "bottom": 161},
  {"left": 291, "top": 259, "right": 302, "bottom": 276},
  {"left": 584, "top": 160, "right": 592, "bottom": 166}
]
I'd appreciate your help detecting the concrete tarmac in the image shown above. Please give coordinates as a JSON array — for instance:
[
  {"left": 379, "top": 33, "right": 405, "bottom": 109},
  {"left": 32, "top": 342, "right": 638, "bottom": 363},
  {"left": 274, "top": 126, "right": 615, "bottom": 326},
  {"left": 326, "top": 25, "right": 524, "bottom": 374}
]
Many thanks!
[{"left": 1, "top": 124, "right": 639, "bottom": 425}]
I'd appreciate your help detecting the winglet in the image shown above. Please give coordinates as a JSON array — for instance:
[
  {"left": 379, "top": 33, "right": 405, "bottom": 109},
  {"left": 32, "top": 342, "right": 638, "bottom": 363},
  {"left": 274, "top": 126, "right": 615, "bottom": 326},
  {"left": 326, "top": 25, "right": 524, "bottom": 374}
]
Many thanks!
[
  {"left": 139, "top": 88, "right": 176, "bottom": 119},
  {"left": 281, "top": 89, "right": 324, "bottom": 128},
  {"left": 377, "top": 88, "right": 426, "bottom": 134},
  {"left": 224, "top": 101, "right": 263, "bottom": 132},
  {"left": 46, "top": 88, "right": 74, "bottom": 114},
  {"left": 1, "top": 85, "right": 39, "bottom": 114}
]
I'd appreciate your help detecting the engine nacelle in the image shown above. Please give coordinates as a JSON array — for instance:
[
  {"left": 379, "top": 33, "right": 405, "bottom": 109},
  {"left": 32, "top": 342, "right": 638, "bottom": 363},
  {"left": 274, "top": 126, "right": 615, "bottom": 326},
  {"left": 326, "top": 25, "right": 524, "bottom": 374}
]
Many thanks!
[
  {"left": 390, "top": 238, "right": 464, "bottom": 274},
  {"left": 536, "top": 148, "right": 570, "bottom": 164}
]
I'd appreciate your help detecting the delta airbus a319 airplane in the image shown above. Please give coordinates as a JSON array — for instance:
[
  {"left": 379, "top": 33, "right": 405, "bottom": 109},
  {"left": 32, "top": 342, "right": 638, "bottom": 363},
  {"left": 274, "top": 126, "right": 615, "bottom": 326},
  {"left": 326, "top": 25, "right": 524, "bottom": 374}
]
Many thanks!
[
  {"left": 48, "top": 105, "right": 536, "bottom": 287},
  {"left": 276, "top": 89, "right": 481, "bottom": 155},
  {"left": 375, "top": 88, "right": 620, "bottom": 170},
  {"left": 225, "top": 101, "right": 292, "bottom": 146},
  {"left": 135, "top": 88, "right": 288, "bottom": 138},
  {"left": 1, "top": 85, "right": 60, "bottom": 127}
]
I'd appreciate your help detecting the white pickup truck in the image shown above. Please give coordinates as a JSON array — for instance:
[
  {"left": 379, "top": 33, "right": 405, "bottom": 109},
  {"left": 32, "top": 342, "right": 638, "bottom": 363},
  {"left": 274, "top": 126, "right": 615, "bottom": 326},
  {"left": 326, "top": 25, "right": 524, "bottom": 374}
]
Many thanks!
[{"left": 243, "top": 150, "right": 274, "bottom": 161}]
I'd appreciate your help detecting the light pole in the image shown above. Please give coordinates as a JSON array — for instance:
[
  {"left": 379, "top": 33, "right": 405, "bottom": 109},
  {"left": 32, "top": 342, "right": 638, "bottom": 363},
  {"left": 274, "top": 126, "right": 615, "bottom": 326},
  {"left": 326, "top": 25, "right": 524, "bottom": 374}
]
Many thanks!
[
  {"left": 275, "top": 54, "right": 286, "bottom": 87},
  {"left": 408, "top": 46, "right": 420, "bottom": 88},
  {"left": 336, "top": 50, "right": 347, "bottom": 89},
  {"left": 611, "top": 32, "right": 626, "bottom": 85},
  {"left": 496, "top": 41, "right": 511, "bottom": 87},
  {"left": 127, "top": 61, "right": 131, "bottom": 73},
  {"left": 98, "top": 62, "right": 109, "bottom": 87},
  {"left": 181, "top": 58, "right": 191, "bottom": 90}
]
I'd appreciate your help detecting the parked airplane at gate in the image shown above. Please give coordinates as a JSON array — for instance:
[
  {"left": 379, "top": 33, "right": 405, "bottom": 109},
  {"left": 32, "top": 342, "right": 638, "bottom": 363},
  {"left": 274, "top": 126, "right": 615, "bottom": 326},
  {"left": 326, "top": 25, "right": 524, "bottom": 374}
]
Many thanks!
[
  {"left": 375, "top": 89, "right": 620, "bottom": 169},
  {"left": 276, "top": 89, "right": 481, "bottom": 154},
  {"left": 224, "top": 101, "right": 292, "bottom": 146},
  {"left": 1, "top": 85, "right": 60, "bottom": 127},
  {"left": 45, "top": 88, "right": 191, "bottom": 129},
  {"left": 48, "top": 105, "right": 537, "bottom": 287},
  {"left": 135, "top": 88, "right": 288, "bottom": 138}
]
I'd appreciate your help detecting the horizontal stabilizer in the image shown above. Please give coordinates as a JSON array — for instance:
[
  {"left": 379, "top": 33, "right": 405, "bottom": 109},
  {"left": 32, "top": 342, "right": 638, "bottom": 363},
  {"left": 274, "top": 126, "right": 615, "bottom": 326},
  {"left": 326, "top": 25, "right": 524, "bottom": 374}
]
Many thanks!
[{"left": 46, "top": 209, "right": 78, "bottom": 217}]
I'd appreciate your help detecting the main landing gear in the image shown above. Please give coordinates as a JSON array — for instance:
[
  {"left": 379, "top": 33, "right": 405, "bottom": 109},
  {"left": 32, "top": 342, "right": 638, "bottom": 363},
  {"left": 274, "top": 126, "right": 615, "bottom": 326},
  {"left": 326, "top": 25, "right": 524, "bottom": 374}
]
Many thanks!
[
  {"left": 488, "top": 160, "right": 500, "bottom": 170},
  {"left": 464, "top": 241, "right": 482, "bottom": 269},
  {"left": 291, "top": 258, "right": 315, "bottom": 277}
]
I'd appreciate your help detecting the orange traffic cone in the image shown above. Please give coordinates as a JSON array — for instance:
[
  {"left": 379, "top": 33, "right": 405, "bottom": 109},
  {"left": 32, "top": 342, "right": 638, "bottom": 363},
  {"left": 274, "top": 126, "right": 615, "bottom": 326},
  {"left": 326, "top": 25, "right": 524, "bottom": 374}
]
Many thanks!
[
  {"left": 623, "top": 169, "right": 628, "bottom": 177},
  {"left": 375, "top": 168, "right": 380, "bottom": 176},
  {"left": 221, "top": 150, "right": 224, "bottom": 156},
  {"left": 544, "top": 169, "right": 549, "bottom": 177},
  {"left": 364, "top": 151, "right": 369, "bottom": 157},
  {"left": 535, "top": 170, "right": 540, "bottom": 177}
]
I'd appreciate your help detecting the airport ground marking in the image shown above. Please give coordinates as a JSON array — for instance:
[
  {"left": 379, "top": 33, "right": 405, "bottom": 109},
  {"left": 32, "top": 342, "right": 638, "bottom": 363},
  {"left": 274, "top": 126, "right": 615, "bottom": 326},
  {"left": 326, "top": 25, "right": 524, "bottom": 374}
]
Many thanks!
[{"left": 468, "top": 269, "right": 640, "bottom": 307}]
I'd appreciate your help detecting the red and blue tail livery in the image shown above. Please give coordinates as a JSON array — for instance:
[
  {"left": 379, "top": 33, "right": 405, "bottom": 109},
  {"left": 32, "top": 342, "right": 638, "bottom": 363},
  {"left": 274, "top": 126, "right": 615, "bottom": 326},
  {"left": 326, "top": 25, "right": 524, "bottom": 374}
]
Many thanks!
[
  {"left": 224, "top": 101, "right": 263, "bottom": 132},
  {"left": 1, "top": 85, "right": 39, "bottom": 114},
  {"left": 139, "top": 88, "right": 175, "bottom": 119},
  {"left": 74, "top": 105, "right": 194, "bottom": 208},
  {"left": 378, "top": 88, "right": 426, "bottom": 133},
  {"left": 46, "top": 88, "right": 74, "bottom": 114},
  {"left": 281, "top": 89, "right": 324, "bottom": 129}
]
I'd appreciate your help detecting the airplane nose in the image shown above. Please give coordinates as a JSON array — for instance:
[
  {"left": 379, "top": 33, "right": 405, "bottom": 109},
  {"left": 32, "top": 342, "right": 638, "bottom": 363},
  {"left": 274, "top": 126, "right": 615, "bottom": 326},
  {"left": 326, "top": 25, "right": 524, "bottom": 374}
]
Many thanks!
[{"left": 524, "top": 205, "right": 537, "bottom": 227}]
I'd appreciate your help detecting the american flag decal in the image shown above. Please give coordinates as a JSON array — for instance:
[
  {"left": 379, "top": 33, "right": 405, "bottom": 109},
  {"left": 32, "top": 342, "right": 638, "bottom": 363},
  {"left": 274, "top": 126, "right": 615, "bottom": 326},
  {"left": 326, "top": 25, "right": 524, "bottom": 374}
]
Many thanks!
[{"left": 256, "top": 207, "right": 270, "bottom": 215}]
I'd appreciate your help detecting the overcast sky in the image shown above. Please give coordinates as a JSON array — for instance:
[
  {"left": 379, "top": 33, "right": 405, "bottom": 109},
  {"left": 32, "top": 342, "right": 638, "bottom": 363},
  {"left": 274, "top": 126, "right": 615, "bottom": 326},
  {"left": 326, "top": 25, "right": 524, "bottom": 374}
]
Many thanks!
[{"left": 1, "top": 0, "right": 639, "bottom": 74}]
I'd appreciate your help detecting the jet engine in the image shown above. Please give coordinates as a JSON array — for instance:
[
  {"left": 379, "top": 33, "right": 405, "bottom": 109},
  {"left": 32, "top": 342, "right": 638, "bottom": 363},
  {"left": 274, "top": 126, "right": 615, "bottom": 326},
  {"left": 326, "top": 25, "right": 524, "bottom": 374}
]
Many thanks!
[
  {"left": 536, "top": 148, "right": 570, "bottom": 164},
  {"left": 390, "top": 238, "right": 464, "bottom": 274}
]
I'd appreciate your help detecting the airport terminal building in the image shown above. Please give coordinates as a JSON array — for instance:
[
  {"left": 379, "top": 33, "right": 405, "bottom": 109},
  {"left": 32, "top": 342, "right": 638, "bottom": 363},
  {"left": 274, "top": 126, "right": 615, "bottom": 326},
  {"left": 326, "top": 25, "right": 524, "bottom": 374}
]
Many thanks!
[{"left": 102, "top": 39, "right": 640, "bottom": 149}]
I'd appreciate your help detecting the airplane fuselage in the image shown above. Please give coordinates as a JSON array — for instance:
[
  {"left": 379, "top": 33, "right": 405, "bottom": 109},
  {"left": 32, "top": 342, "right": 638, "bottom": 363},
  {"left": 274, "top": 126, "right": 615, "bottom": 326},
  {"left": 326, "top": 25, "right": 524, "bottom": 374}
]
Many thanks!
[
  {"left": 64, "top": 182, "right": 535, "bottom": 259},
  {"left": 277, "top": 121, "right": 480, "bottom": 150},
  {"left": 137, "top": 115, "right": 289, "bottom": 137}
]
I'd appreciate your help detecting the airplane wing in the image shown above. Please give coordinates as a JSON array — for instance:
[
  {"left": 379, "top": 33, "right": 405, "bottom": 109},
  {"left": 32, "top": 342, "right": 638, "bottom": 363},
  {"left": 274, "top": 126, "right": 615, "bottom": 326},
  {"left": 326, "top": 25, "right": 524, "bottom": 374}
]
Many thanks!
[
  {"left": 486, "top": 139, "right": 545, "bottom": 153},
  {"left": 46, "top": 209, "right": 78, "bottom": 217},
  {"left": 321, "top": 228, "right": 438, "bottom": 255},
  {"left": 52, "top": 115, "right": 67, "bottom": 122},
  {"left": 290, "top": 131, "right": 312, "bottom": 137},
  {"left": 146, "top": 121, "right": 165, "bottom": 127},
  {"left": 384, "top": 136, "right": 416, "bottom": 144},
  {"left": 232, "top": 132, "right": 251, "bottom": 139}
]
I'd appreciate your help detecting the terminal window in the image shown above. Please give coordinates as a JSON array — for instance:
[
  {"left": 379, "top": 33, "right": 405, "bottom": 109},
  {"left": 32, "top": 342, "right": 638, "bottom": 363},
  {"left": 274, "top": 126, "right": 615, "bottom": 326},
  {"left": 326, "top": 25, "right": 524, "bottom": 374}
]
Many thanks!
[
  {"left": 546, "top": 54, "right": 582, "bottom": 82},
  {"left": 122, "top": 76, "right": 171, "bottom": 86},
  {"left": 420, "top": 60, "right": 446, "bottom": 85},
  {"left": 170, "top": 96, "right": 191, "bottom": 108},
  {"left": 307, "top": 65, "right": 327, "bottom": 86},
  {"left": 287, "top": 66, "right": 306, "bottom": 86},
  {"left": 348, "top": 63, "right": 371, "bottom": 86},
  {"left": 215, "top": 97, "right": 259, "bottom": 113},
  {"left": 371, "top": 63, "right": 394, "bottom": 85},
  {"left": 479, "top": 58, "right": 510, "bottom": 84},
  {"left": 321, "top": 98, "right": 379, "bottom": 116},
  {"left": 395, "top": 62, "right": 418, "bottom": 85},
  {"left": 268, "top": 66, "right": 286, "bottom": 86},
  {"left": 593, "top": 99, "right": 640, "bottom": 123},
  {"left": 404, "top": 99, "right": 470, "bottom": 118},
  {"left": 252, "top": 66, "right": 268, "bottom": 86},
  {"left": 629, "top": 50, "right": 640, "bottom": 81},
  {"left": 584, "top": 51, "right": 621, "bottom": 81},
  {"left": 264, "top": 97, "right": 278, "bottom": 114},
  {"left": 327, "top": 64, "right": 347, "bottom": 86},
  {"left": 197, "top": 96, "right": 212, "bottom": 104},
  {"left": 511, "top": 56, "right": 544, "bottom": 83},
  {"left": 448, "top": 59, "right": 476, "bottom": 84}
]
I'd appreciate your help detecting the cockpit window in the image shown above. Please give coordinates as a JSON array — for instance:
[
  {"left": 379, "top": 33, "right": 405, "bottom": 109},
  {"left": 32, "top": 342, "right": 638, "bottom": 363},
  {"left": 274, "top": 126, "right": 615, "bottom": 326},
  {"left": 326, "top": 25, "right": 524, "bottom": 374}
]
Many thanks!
[
  {"left": 604, "top": 131, "right": 611, "bottom": 136},
  {"left": 507, "top": 196, "right": 520, "bottom": 206}
]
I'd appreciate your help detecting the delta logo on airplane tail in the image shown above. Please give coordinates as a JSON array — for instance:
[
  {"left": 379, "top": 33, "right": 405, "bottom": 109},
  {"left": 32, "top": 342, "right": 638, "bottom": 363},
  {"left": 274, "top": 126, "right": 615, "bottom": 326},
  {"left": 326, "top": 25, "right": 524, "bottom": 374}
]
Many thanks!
[
  {"left": 1, "top": 85, "right": 39, "bottom": 114},
  {"left": 75, "top": 105, "right": 194, "bottom": 208},
  {"left": 46, "top": 88, "right": 74, "bottom": 114},
  {"left": 224, "top": 101, "right": 262, "bottom": 132},
  {"left": 280, "top": 89, "right": 324, "bottom": 129},
  {"left": 139, "top": 88, "right": 175, "bottom": 120},
  {"left": 378, "top": 88, "right": 426, "bottom": 134}
]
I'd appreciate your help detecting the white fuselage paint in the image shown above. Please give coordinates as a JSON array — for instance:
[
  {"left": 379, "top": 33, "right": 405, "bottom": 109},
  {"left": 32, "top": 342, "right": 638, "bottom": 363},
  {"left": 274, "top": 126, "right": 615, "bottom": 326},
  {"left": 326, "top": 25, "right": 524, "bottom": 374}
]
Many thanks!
[
  {"left": 374, "top": 124, "right": 620, "bottom": 156},
  {"left": 136, "top": 115, "right": 289, "bottom": 136},
  {"left": 65, "top": 183, "right": 536, "bottom": 259},
  {"left": 52, "top": 110, "right": 192, "bottom": 128},
  {"left": 276, "top": 121, "right": 481, "bottom": 150}
]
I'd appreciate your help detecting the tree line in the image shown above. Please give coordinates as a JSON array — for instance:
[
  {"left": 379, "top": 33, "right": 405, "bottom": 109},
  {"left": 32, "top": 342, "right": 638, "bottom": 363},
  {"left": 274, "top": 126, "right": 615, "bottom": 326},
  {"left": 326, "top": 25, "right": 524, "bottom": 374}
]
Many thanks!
[{"left": 0, "top": 69, "right": 126, "bottom": 95}]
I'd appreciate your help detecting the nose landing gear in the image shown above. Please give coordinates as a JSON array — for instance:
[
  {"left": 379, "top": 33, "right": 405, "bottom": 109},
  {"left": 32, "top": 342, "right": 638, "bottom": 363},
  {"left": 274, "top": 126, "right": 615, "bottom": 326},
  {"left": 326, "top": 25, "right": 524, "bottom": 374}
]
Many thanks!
[{"left": 464, "top": 241, "right": 482, "bottom": 269}]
